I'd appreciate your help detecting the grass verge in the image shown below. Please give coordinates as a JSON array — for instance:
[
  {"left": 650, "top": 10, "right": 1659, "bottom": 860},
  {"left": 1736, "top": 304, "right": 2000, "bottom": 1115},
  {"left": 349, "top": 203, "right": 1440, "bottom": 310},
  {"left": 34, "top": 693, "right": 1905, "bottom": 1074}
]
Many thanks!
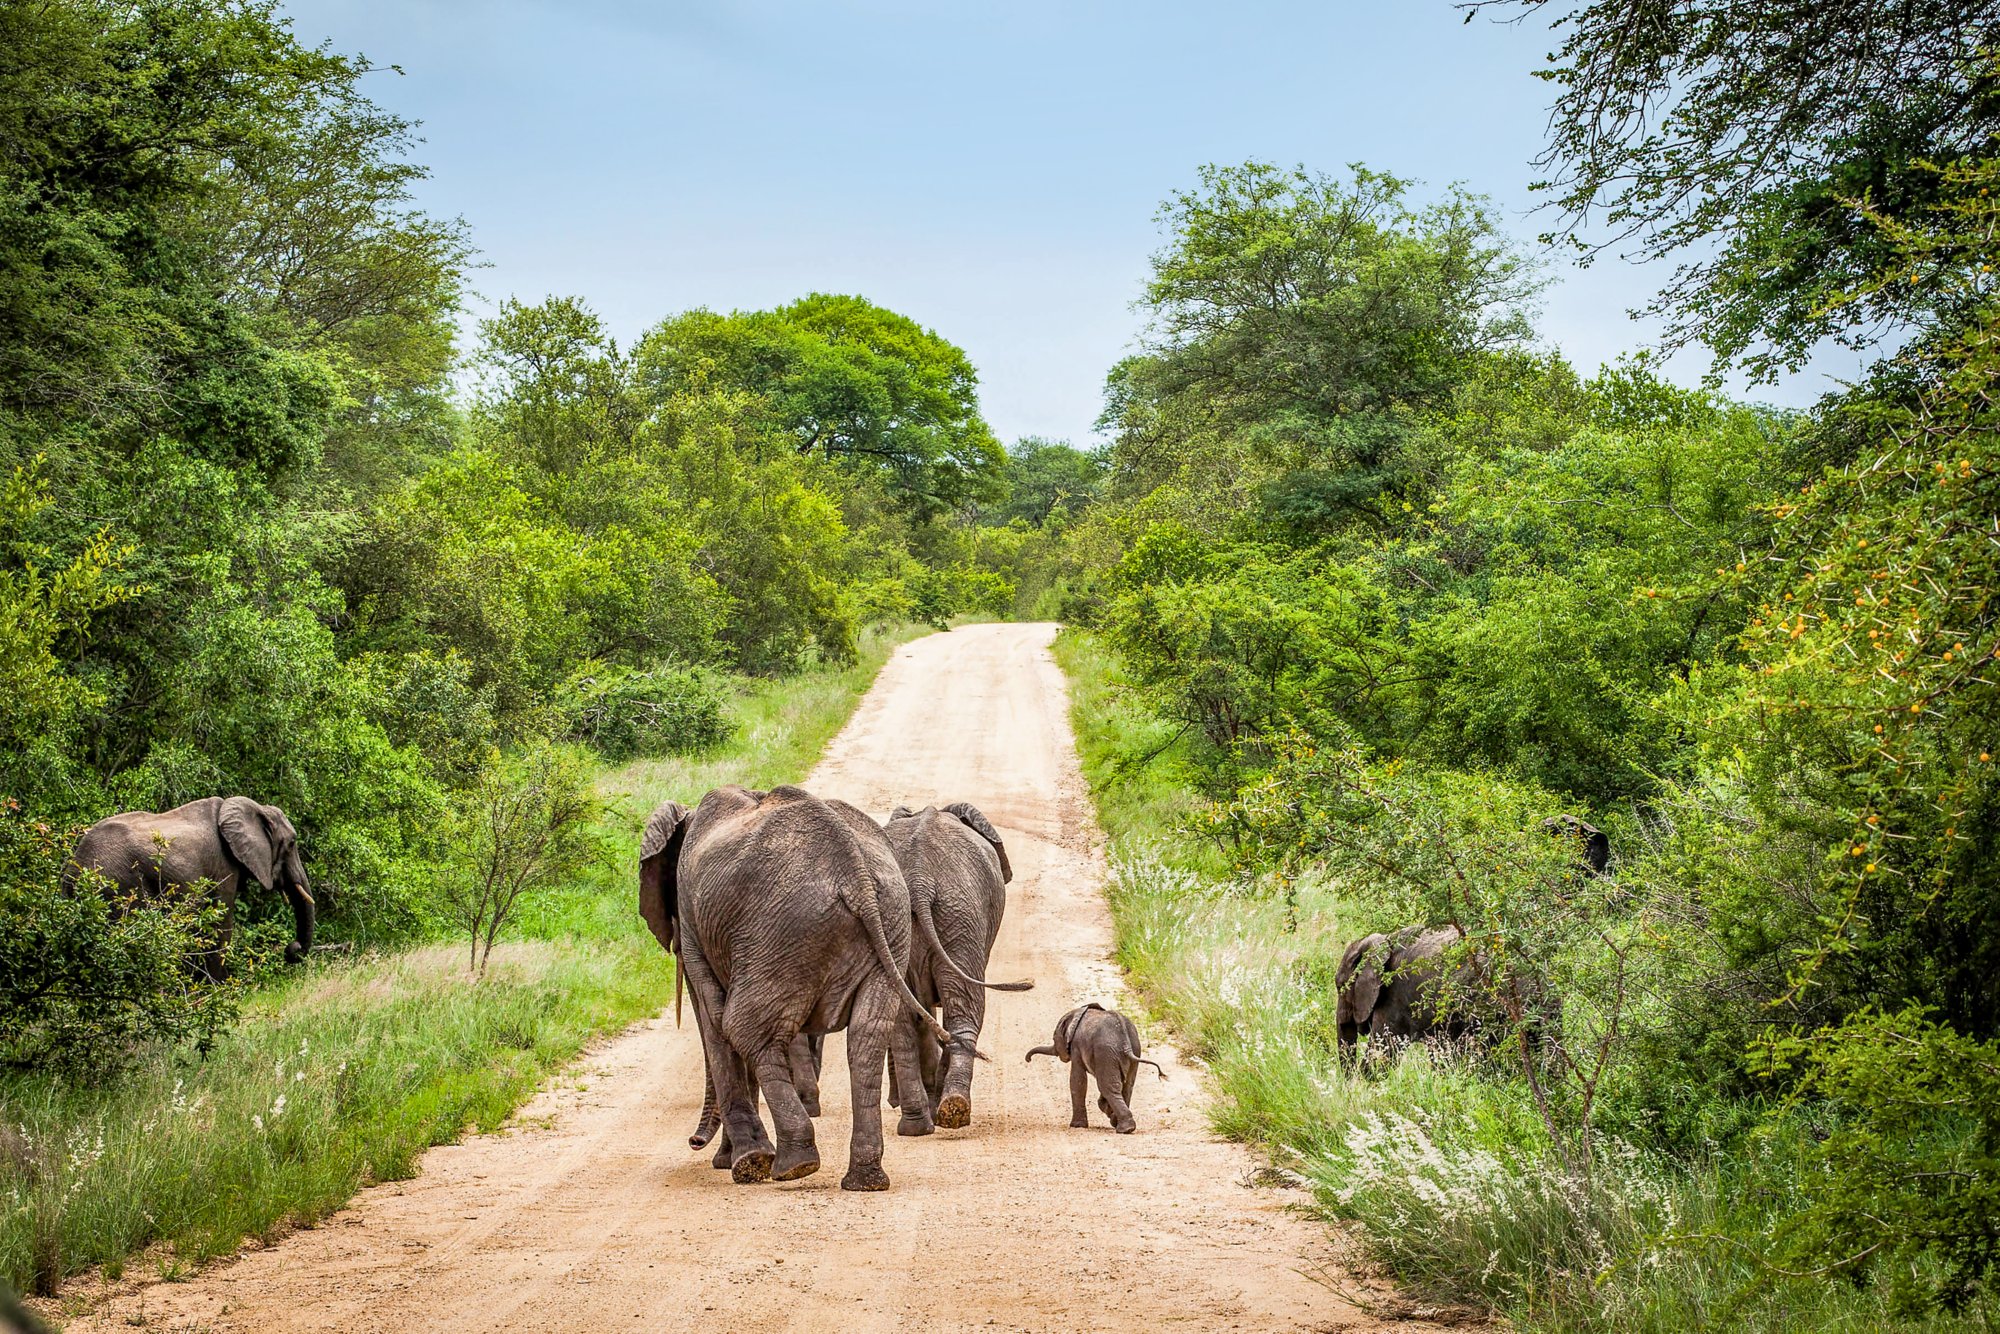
[
  {"left": 1051, "top": 628, "right": 1989, "bottom": 1333},
  {"left": 4, "top": 622, "right": 929, "bottom": 1302}
]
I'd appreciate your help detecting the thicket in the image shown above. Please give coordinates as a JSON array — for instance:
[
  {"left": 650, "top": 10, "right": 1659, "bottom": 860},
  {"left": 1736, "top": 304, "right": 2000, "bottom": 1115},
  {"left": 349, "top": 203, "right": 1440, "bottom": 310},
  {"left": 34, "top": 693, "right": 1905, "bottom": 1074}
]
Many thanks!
[
  {"left": 1019, "top": 10, "right": 2000, "bottom": 1325},
  {"left": 0, "top": 2, "right": 1005, "bottom": 1070}
]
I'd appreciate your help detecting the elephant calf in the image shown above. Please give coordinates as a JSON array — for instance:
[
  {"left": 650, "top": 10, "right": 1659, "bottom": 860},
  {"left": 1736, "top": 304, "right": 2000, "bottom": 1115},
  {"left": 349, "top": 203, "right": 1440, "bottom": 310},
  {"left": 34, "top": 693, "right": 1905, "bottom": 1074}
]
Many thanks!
[{"left": 1025, "top": 1003, "right": 1164, "bottom": 1134}]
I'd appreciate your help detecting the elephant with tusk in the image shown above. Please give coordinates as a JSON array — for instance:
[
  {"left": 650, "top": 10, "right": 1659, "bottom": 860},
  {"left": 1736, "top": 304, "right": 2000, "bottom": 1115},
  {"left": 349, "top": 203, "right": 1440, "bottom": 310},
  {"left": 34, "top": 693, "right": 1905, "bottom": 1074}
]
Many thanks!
[{"left": 66, "top": 796, "right": 315, "bottom": 981}]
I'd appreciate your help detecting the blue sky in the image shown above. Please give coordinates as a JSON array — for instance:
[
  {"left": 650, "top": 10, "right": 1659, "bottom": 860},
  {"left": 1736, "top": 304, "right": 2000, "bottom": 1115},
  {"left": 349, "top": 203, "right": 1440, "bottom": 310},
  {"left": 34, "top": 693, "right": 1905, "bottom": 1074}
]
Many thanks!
[{"left": 284, "top": 1, "right": 1853, "bottom": 444}]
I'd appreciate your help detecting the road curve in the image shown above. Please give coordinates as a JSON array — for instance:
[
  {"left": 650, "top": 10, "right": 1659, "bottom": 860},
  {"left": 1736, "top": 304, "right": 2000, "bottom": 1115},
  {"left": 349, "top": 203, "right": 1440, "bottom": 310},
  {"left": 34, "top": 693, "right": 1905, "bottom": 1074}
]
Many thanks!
[{"left": 68, "top": 623, "right": 1416, "bottom": 1333}]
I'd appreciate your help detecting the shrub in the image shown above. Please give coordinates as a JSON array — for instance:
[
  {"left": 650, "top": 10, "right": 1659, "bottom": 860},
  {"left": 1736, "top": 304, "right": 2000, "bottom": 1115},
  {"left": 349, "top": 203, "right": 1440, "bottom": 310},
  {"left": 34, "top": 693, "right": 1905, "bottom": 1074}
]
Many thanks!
[
  {"left": 0, "top": 806, "right": 238, "bottom": 1082},
  {"left": 555, "top": 660, "right": 735, "bottom": 760}
]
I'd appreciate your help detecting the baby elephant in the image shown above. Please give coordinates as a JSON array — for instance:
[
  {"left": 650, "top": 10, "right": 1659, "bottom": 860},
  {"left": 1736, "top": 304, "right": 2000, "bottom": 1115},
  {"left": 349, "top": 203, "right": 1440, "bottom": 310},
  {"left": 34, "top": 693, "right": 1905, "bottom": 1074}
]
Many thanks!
[{"left": 1025, "top": 1003, "right": 1165, "bottom": 1134}]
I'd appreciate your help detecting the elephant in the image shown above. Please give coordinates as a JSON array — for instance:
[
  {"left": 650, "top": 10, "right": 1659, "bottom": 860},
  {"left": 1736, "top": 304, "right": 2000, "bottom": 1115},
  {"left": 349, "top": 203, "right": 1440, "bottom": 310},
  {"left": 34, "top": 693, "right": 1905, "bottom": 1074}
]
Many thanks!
[
  {"left": 67, "top": 797, "right": 315, "bottom": 980},
  {"left": 1335, "top": 926, "right": 1477, "bottom": 1051},
  {"left": 1025, "top": 1003, "right": 1165, "bottom": 1134},
  {"left": 1541, "top": 814, "right": 1611, "bottom": 876},
  {"left": 638, "top": 785, "right": 954, "bottom": 1191},
  {"left": 1335, "top": 925, "right": 1555, "bottom": 1054},
  {"left": 882, "top": 802, "right": 1033, "bottom": 1130}
]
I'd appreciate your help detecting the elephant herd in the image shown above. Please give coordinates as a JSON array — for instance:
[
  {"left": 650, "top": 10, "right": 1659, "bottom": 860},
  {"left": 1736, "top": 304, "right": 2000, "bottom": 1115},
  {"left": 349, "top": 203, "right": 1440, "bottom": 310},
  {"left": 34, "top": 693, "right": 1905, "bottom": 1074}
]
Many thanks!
[{"left": 637, "top": 784, "right": 1037, "bottom": 1191}]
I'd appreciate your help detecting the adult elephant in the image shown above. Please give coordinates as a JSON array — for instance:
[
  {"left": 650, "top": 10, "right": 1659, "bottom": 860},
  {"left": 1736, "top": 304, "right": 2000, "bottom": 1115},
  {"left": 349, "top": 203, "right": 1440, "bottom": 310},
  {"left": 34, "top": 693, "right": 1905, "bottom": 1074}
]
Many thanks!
[
  {"left": 883, "top": 802, "right": 1032, "bottom": 1129},
  {"left": 67, "top": 797, "right": 315, "bottom": 980},
  {"left": 638, "top": 785, "right": 951, "bottom": 1191},
  {"left": 1335, "top": 925, "right": 1479, "bottom": 1050}
]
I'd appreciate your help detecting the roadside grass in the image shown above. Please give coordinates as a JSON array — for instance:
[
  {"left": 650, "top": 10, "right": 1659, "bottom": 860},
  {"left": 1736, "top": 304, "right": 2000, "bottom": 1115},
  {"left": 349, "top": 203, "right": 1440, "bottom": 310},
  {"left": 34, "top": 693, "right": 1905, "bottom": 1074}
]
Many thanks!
[
  {"left": 3, "top": 623, "right": 928, "bottom": 1301},
  {"left": 1052, "top": 628, "right": 1990, "bottom": 1333}
]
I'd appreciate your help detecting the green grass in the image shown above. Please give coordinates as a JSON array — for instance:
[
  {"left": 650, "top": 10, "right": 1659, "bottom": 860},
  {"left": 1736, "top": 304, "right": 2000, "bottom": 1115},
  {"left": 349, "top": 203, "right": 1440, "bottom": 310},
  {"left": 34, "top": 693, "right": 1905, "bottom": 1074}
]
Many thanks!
[
  {"left": 2, "top": 622, "right": 929, "bottom": 1302},
  {"left": 1051, "top": 628, "right": 1994, "bottom": 1333}
]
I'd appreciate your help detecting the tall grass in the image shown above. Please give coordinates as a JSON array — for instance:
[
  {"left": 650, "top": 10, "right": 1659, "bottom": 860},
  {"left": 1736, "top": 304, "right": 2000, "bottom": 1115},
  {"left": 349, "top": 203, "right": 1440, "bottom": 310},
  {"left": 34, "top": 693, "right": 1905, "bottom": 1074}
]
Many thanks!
[
  {"left": 3, "top": 623, "right": 928, "bottom": 1299},
  {"left": 1053, "top": 629, "right": 1992, "bottom": 1333}
]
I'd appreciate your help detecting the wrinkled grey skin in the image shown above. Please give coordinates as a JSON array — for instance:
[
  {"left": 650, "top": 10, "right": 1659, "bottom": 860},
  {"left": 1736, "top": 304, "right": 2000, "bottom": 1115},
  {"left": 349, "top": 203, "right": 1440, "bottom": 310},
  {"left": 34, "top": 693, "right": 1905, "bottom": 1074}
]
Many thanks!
[
  {"left": 639, "top": 785, "right": 951, "bottom": 1191},
  {"left": 882, "top": 802, "right": 1033, "bottom": 1130},
  {"left": 67, "top": 797, "right": 314, "bottom": 980},
  {"left": 1335, "top": 926, "right": 1475, "bottom": 1051},
  {"left": 1336, "top": 926, "right": 1556, "bottom": 1054},
  {"left": 1025, "top": 1003, "right": 1165, "bottom": 1134}
]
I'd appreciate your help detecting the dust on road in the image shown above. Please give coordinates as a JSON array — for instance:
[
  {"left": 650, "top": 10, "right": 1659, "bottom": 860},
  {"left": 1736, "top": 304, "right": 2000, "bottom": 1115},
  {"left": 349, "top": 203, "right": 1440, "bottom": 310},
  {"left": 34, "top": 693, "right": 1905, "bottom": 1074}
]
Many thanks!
[{"left": 67, "top": 623, "right": 1430, "bottom": 1333}]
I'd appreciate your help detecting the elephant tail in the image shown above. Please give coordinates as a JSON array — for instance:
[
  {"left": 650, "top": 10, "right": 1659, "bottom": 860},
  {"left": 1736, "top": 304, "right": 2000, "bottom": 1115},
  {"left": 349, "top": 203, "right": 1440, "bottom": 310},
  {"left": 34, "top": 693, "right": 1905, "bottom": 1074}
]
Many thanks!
[
  {"left": 913, "top": 887, "right": 1033, "bottom": 993},
  {"left": 1136, "top": 1057, "right": 1168, "bottom": 1080},
  {"left": 843, "top": 860, "right": 955, "bottom": 1049},
  {"left": 1024, "top": 1044, "right": 1060, "bottom": 1063}
]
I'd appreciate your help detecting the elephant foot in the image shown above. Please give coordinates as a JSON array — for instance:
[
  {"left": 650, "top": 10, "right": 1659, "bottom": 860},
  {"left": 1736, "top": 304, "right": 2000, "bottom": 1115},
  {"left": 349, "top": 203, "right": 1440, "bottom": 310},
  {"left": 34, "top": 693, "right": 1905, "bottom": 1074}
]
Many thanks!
[
  {"left": 896, "top": 1110, "right": 935, "bottom": 1137},
  {"left": 1069, "top": 1115, "right": 1089, "bottom": 1129},
  {"left": 730, "top": 1148, "right": 774, "bottom": 1184},
  {"left": 711, "top": 1141, "right": 734, "bottom": 1170},
  {"left": 1113, "top": 1119, "right": 1136, "bottom": 1135},
  {"left": 801, "top": 1094, "right": 822, "bottom": 1118},
  {"left": 772, "top": 1145, "right": 820, "bottom": 1181},
  {"left": 841, "top": 1162, "right": 890, "bottom": 1192},
  {"left": 935, "top": 1093, "right": 971, "bottom": 1129}
]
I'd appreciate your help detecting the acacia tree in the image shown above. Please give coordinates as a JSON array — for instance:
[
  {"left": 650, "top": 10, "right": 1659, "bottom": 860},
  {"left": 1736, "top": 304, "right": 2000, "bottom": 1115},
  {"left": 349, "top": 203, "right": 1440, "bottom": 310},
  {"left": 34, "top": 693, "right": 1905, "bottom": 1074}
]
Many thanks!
[{"left": 442, "top": 743, "right": 598, "bottom": 975}]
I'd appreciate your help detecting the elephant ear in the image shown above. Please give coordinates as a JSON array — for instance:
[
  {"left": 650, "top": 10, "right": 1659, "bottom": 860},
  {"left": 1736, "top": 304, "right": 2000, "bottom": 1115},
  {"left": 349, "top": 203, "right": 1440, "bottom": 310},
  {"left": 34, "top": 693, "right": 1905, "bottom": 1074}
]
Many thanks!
[
  {"left": 218, "top": 797, "right": 278, "bottom": 891},
  {"left": 638, "top": 802, "right": 689, "bottom": 953},
  {"left": 1337, "top": 933, "right": 1390, "bottom": 1029},
  {"left": 941, "top": 801, "right": 1011, "bottom": 883}
]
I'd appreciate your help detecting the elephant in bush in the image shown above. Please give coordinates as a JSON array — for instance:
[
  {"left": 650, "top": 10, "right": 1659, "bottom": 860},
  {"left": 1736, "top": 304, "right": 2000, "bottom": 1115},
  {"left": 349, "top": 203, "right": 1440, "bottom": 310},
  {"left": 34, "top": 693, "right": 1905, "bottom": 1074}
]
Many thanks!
[
  {"left": 67, "top": 796, "right": 315, "bottom": 980},
  {"left": 1335, "top": 925, "right": 1482, "bottom": 1050},
  {"left": 1541, "top": 814, "right": 1611, "bottom": 876},
  {"left": 1336, "top": 925, "right": 1554, "bottom": 1053},
  {"left": 638, "top": 785, "right": 952, "bottom": 1191},
  {"left": 1025, "top": 1003, "right": 1165, "bottom": 1134},
  {"left": 882, "top": 802, "right": 1033, "bottom": 1129}
]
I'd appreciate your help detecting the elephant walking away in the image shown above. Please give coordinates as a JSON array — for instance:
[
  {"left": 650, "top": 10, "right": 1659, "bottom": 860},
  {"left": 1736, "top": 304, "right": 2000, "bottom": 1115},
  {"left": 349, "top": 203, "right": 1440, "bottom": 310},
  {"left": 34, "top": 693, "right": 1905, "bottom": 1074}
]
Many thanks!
[
  {"left": 638, "top": 785, "right": 952, "bottom": 1191},
  {"left": 67, "top": 797, "right": 315, "bottom": 980},
  {"left": 883, "top": 802, "right": 1033, "bottom": 1129},
  {"left": 1026, "top": 1003, "right": 1165, "bottom": 1134}
]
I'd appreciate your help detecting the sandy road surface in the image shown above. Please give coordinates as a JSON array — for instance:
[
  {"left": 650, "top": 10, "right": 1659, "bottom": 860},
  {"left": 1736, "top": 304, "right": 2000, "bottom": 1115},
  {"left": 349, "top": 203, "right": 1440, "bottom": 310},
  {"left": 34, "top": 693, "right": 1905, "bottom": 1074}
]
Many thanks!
[{"left": 68, "top": 623, "right": 1425, "bottom": 1333}]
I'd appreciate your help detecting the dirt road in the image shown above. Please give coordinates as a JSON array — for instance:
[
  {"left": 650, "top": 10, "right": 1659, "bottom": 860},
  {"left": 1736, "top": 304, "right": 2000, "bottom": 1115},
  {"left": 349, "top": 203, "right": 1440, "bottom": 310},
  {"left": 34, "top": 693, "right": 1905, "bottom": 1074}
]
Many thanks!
[{"left": 71, "top": 623, "right": 1415, "bottom": 1333}]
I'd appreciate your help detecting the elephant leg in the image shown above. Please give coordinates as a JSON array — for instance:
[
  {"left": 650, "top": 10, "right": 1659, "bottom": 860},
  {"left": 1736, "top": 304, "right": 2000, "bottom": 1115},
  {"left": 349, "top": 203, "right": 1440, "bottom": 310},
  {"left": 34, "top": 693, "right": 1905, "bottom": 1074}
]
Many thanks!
[
  {"left": 935, "top": 981, "right": 984, "bottom": 1129},
  {"left": 685, "top": 950, "right": 772, "bottom": 1182},
  {"left": 917, "top": 1020, "right": 945, "bottom": 1114},
  {"left": 1099, "top": 1060, "right": 1136, "bottom": 1134},
  {"left": 754, "top": 1040, "right": 820, "bottom": 1181},
  {"left": 892, "top": 1008, "right": 935, "bottom": 1138},
  {"left": 841, "top": 982, "right": 896, "bottom": 1191},
  {"left": 1068, "top": 1058, "right": 1091, "bottom": 1128},
  {"left": 789, "top": 1033, "right": 822, "bottom": 1119}
]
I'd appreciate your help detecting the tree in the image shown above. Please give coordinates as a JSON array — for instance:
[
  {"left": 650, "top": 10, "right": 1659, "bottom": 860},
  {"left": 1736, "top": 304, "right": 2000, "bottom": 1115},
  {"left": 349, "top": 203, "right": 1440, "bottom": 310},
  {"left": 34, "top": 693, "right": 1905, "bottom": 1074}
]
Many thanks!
[
  {"left": 1471, "top": 0, "right": 2000, "bottom": 377},
  {"left": 441, "top": 743, "right": 598, "bottom": 974},
  {"left": 633, "top": 294, "right": 1005, "bottom": 517},
  {"left": 985, "top": 437, "right": 1106, "bottom": 527}
]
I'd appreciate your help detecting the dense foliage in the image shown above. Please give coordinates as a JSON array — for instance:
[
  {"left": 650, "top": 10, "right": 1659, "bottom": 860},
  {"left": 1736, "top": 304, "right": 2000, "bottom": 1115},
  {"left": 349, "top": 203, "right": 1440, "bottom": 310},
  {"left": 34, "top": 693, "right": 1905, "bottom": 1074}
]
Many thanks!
[
  {"left": 997, "top": 26, "right": 2000, "bottom": 1318},
  {"left": 0, "top": 1, "right": 1000, "bottom": 1053}
]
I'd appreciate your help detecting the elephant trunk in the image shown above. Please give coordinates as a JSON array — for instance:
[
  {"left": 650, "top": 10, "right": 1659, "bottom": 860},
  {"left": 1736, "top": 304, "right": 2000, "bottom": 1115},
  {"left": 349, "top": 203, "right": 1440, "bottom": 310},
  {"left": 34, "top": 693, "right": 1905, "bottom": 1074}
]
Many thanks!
[
  {"left": 690, "top": 1064, "right": 723, "bottom": 1149},
  {"left": 281, "top": 855, "right": 315, "bottom": 964}
]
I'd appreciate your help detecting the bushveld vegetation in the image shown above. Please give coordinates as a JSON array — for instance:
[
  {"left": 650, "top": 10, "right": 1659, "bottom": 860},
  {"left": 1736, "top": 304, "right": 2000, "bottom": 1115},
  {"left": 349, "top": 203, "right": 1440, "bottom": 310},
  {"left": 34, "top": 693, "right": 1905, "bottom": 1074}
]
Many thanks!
[
  {"left": 1022, "top": 5, "right": 2000, "bottom": 1328},
  {"left": 0, "top": 0, "right": 982, "bottom": 1299}
]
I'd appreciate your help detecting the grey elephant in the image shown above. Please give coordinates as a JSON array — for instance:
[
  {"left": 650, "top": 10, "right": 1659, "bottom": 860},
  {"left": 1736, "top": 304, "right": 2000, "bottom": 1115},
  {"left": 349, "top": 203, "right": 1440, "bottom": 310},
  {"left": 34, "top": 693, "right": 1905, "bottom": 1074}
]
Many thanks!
[
  {"left": 1335, "top": 926, "right": 1476, "bottom": 1051},
  {"left": 1025, "top": 1003, "right": 1165, "bottom": 1134},
  {"left": 638, "top": 785, "right": 952, "bottom": 1191},
  {"left": 883, "top": 802, "right": 1033, "bottom": 1130},
  {"left": 67, "top": 797, "right": 315, "bottom": 980}
]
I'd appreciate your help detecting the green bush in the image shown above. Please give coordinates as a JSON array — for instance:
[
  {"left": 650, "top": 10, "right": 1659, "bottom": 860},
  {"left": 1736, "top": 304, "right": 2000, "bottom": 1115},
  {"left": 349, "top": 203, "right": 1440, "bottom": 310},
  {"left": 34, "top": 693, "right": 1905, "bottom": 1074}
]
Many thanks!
[
  {"left": 556, "top": 660, "right": 735, "bottom": 760},
  {"left": 0, "top": 807, "right": 238, "bottom": 1083}
]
